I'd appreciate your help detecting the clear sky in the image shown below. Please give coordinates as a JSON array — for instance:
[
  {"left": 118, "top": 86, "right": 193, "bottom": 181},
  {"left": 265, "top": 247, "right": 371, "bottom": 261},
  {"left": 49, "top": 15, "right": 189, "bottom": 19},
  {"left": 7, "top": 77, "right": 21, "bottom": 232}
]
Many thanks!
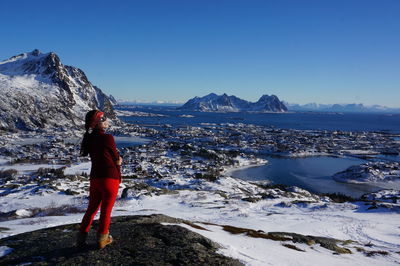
[{"left": 0, "top": 0, "right": 399, "bottom": 107}]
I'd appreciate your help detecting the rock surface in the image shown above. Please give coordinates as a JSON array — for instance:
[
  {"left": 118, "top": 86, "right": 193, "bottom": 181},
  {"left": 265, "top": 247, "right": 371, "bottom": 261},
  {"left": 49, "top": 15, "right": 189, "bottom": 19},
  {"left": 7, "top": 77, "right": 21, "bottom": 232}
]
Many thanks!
[{"left": 0, "top": 214, "right": 242, "bottom": 265}]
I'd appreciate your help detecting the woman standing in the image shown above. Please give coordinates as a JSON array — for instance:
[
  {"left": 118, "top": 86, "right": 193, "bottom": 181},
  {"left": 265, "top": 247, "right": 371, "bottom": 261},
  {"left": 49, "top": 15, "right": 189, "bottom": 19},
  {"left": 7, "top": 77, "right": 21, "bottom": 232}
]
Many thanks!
[{"left": 77, "top": 110, "right": 122, "bottom": 249}]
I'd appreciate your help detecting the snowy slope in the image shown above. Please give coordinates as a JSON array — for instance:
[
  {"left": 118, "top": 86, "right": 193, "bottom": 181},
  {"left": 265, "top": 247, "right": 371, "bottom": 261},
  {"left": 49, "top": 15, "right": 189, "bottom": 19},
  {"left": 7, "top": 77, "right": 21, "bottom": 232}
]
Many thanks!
[
  {"left": 333, "top": 162, "right": 400, "bottom": 183},
  {"left": 0, "top": 172, "right": 399, "bottom": 265}
]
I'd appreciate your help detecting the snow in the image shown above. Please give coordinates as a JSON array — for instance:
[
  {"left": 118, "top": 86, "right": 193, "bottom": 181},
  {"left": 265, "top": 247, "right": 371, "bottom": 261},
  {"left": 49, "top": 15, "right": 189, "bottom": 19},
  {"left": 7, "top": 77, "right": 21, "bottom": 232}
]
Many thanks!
[
  {"left": 0, "top": 51, "right": 48, "bottom": 75},
  {"left": 11, "top": 138, "right": 48, "bottom": 145},
  {"left": 0, "top": 73, "right": 59, "bottom": 95},
  {"left": 0, "top": 127, "right": 399, "bottom": 264},
  {"left": 0, "top": 157, "right": 9, "bottom": 166},
  {"left": 333, "top": 162, "right": 400, "bottom": 185},
  {"left": 223, "top": 157, "right": 268, "bottom": 178},
  {"left": 63, "top": 162, "right": 91, "bottom": 175},
  {"left": 175, "top": 223, "right": 393, "bottom": 266},
  {"left": 0, "top": 246, "right": 13, "bottom": 258},
  {"left": 0, "top": 50, "right": 113, "bottom": 130},
  {"left": 119, "top": 190, "right": 400, "bottom": 265},
  {"left": 340, "top": 150, "right": 380, "bottom": 155},
  {"left": 362, "top": 189, "right": 400, "bottom": 203},
  {"left": 1, "top": 174, "right": 399, "bottom": 265},
  {"left": 15, "top": 209, "right": 33, "bottom": 217},
  {"left": 0, "top": 192, "right": 82, "bottom": 213},
  {"left": 0, "top": 163, "right": 64, "bottom": 174}
]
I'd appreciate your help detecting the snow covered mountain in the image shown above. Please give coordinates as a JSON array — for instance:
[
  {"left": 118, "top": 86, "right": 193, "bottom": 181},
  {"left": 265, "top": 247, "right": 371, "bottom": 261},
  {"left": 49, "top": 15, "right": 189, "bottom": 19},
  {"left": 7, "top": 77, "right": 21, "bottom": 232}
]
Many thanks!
[
  {"left": 179, "top": 93, "right": 287, "bottom": 112},
  {"left": 0, "top": 49, "right": 117, "bottom": 130},
  {"left": 286, "top": 102, "right": 400, "bottom": 113}
]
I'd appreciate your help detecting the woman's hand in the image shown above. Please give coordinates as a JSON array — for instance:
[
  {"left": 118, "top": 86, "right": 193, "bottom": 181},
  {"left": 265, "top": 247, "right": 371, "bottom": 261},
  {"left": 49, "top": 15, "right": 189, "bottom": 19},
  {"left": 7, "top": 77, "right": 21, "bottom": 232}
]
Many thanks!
[{"left": 117, "top": 156, "right": 123, "bottom": 166}]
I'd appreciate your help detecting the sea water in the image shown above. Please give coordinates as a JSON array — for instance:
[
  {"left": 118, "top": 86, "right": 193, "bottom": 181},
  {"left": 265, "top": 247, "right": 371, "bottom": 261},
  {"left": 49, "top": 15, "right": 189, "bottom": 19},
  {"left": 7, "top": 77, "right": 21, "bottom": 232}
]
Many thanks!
[
  {"left": 229, "top": 156, "right": 400, "bottom": 197},
  {"left": 120, "top": 105, "right": 400, "bottom": 134},
  {"left": 115, "top": 136, "right": 150, "bottom": 148}
]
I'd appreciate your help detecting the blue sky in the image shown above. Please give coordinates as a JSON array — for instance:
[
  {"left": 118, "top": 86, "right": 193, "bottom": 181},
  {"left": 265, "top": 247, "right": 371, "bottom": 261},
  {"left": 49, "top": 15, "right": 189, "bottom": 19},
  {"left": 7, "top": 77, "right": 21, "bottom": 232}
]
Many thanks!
[{"left": 0, "top": 0, "right": 399, "bottom": 107}]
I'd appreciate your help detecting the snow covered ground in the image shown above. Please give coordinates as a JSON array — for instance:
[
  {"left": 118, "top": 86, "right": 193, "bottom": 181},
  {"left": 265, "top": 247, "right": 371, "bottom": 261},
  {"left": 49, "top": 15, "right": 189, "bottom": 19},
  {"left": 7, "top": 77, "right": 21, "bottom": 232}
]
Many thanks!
[
  {"left": 1, "top": 125, "right": 399, "bottom": 265},
  {"left": 0, "top": 167, "right": 399, "bottom": 265},
  {"left": 63, "top": 162, "right": 91, "bottom": 176},
  {"left": 0, "top": 163, "right": 64, "bottom": 174},
  {"left": 333, "top": 162, "right": 400, "bottom": 188}
]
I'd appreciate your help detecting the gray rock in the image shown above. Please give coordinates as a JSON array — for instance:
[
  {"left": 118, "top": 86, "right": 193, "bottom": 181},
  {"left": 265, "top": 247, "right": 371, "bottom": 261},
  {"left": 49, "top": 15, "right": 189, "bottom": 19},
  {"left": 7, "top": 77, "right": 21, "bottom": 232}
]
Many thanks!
[{"left": 0, "top": 214, "right": 243, "bottom": 265}]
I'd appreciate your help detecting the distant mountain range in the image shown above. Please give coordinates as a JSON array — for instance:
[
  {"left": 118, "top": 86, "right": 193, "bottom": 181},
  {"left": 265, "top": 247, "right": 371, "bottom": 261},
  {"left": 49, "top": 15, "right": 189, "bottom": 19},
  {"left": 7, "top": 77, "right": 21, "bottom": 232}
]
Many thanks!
[
  {"left": 0, "top": 49, "right": 117, "bottom": 130},
  {"left": 178, "top": 93, "right": 287, "bottom": 112},
  {"left": 285, "top": 102, "right": 400, "bottom": 113}
]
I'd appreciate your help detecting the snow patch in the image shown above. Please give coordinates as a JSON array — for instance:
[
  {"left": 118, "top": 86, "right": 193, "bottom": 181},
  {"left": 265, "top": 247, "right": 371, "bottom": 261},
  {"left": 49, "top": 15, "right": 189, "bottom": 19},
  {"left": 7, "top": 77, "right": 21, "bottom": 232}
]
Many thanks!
[{"left": 15, "top": 209, "right": 33, "bottom": 217}]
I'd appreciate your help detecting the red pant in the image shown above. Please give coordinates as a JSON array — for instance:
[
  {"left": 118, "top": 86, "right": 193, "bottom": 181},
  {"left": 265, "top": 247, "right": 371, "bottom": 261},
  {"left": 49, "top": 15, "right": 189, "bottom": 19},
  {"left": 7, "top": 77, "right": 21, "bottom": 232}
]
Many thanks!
[{"left": 80, "top": 178, "right": 120, "bottom": 234}]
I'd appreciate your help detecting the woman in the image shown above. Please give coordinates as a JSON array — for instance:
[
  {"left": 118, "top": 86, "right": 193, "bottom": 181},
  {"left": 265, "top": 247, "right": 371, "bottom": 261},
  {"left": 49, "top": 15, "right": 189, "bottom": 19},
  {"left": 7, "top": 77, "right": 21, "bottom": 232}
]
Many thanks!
[{"left": 76, "top": 110, "right": 122, "bottom": 249}]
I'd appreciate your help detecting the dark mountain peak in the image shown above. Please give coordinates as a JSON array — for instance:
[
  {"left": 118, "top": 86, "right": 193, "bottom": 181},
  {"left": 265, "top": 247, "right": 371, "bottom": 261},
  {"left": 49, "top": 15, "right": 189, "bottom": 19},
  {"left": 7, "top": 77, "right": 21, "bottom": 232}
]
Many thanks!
[
  {"left": 258, "top": 94, "right": 279, "bottom": 102},
  {"left": 257, "top": 94, "right": 269, "bottom": 101},
  {"left": 0, "top": 49, "right": 63, "bottom": 77},
  {"left": 31, "top": 49, "right": 41, "bottom": 56},
  {"left": 271, "top": 94, "right": 279, "bottom": 99},
  {"left": 254, "top": 94, "right": 287, "bottom": 112},
  {"left": 204, "top": 93, "right": 218, "bottom": 98}
]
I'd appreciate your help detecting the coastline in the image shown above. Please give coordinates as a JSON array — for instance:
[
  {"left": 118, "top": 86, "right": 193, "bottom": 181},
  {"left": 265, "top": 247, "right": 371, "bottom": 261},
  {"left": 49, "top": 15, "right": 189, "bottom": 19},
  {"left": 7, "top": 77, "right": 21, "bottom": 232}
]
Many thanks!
[
  {"left": 222, "top": 158, "right": 268, "bottom": 178},
  {"left": 1, "top": 130, "right": 400, "bottom": 265}
]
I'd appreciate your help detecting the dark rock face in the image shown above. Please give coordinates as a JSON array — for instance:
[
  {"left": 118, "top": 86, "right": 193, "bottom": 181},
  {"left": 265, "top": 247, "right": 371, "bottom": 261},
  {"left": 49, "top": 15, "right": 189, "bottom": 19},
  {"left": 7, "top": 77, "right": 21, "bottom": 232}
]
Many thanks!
[
  {"left": 255, "top": 95, "right": 288, "bottom": 112},
  {"left": 0, "top": 214, "right": 242, "bottom": 265},
  {"left": 179, "top": 93, "right": 287, "bottom": 112}
]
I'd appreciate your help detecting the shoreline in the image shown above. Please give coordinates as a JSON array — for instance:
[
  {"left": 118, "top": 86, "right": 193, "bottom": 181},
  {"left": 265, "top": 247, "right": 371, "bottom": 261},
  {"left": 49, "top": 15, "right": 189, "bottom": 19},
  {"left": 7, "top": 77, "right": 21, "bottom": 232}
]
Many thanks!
[{"left": 222, "top": 162, "right": 268, "bottom": 178}]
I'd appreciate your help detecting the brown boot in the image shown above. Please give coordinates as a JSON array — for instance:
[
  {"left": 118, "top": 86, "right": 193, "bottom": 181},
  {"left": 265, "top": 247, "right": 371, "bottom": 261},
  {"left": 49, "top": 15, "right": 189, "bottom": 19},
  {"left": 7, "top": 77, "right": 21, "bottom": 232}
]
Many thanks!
[
  {"left": 97, "top": 232, "right": 113, "bottom": 249},
  {"left": 76, "top": 231, "right": 88, "bottom": 248}
]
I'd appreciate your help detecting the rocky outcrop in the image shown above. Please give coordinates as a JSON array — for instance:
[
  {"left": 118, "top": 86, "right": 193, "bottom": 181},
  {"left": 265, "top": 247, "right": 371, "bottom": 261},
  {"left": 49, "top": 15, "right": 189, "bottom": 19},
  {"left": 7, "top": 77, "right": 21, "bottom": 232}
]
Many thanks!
[
  {"left": 0, "top": 214, "right": 242, "bottom": 265},
  {"left": 333, "top": 162, "right": 400, "bottom": 183}
]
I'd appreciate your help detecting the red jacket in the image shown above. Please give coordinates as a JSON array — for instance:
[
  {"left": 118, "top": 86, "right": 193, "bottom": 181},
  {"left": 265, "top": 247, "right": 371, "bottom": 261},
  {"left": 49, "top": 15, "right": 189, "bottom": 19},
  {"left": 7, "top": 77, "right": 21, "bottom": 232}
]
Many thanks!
[{"left": 88, "top": 129, "right": 121, "bottom": 180}]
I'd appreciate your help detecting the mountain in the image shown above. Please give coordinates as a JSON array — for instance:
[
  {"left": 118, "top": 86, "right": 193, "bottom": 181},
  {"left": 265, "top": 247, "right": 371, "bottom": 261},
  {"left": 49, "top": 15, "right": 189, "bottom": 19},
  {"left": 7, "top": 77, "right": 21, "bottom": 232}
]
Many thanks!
[
  {"left": 179, "top": 93, "right": 287, "bottom": 112},
  {"left": 0, "top": 49, "right": 117, "bottom": 131},
  {"left": 286, "top": 102, "right": 400, "bottom": 113}
]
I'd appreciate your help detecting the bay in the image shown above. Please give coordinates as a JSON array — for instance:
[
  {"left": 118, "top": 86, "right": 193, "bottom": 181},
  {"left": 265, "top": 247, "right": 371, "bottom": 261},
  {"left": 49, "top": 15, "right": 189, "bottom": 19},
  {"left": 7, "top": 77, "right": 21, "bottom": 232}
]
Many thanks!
[{"left": 229, "top": 156, "right": 399, "bottom": 198}]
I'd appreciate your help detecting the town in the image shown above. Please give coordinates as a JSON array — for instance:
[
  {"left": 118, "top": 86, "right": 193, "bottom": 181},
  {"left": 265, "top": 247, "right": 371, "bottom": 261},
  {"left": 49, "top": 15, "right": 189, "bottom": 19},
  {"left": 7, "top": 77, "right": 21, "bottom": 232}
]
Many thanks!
[{"left": 1, "top": 121, "right": 399, "bottom": 185}]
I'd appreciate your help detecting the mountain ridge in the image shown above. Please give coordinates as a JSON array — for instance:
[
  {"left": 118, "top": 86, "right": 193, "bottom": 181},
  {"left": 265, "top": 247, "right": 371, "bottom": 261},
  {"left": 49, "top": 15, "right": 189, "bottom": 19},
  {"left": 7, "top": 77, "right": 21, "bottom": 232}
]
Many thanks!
[
  {"left": 0, "top": 49, "right": 117, "bottom": 131},
  {"left": 179, "top": 93, "right": 287, "bottom": 112},
  {"left": 286, "top": 102, "right": 400, "bottom": 113}
]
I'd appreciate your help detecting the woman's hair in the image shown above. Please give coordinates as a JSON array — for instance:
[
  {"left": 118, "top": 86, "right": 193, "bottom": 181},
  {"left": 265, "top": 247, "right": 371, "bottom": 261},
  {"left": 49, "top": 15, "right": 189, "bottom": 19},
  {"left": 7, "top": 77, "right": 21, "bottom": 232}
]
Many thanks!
[{"left": 80, "top": 110, "right": 100, "bottom": 156}]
